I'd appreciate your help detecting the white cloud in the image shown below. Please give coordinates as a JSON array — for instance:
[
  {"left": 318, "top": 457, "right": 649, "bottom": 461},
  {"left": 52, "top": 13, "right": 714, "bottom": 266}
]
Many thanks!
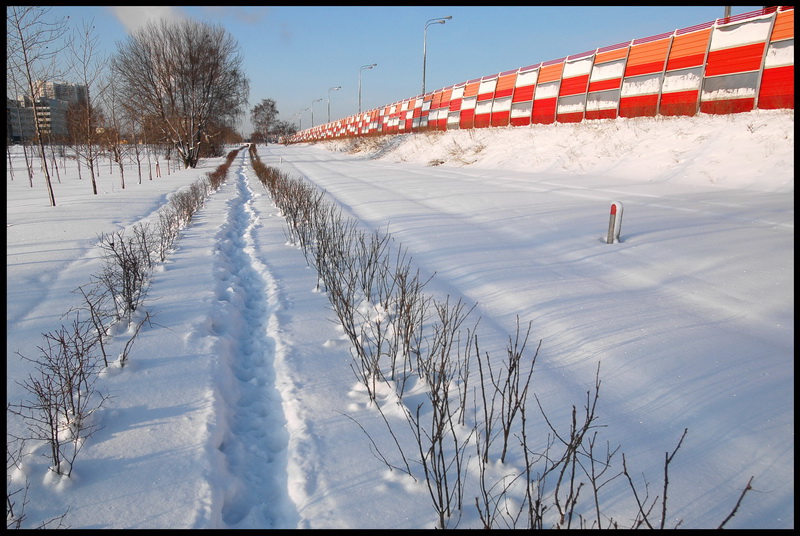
[{"left": 110, "top": 6, "right": 186, "bottom": 34}]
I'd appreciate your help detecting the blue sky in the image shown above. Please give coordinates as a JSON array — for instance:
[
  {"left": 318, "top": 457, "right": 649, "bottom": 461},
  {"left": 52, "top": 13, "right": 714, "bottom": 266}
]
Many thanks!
[{"left": 32, "top": 6, "right": 763, "bottom": 135}]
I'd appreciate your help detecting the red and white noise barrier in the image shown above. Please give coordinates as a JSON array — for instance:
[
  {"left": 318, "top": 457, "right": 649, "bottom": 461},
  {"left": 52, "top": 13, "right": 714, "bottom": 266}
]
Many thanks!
[{"left": 292, "top": 6, "right": 793, "bottom": 143}]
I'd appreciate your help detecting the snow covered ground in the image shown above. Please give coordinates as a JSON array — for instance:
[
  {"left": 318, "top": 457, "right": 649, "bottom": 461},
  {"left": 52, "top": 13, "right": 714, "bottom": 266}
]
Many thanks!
[{"left": 6, "top": 109, "right": 793, "bottom": 529}]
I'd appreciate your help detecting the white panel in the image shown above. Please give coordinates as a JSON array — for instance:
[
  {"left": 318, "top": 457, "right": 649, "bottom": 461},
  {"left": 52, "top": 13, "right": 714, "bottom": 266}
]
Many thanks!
[
  {"left": 515, "top": 69, "right": 538, "bottom": 87},
  {"left": 451, "top": 86, "right": 465, "bottom": 99},
  {"left": 510, "top": 101, "right": 532, "bottom": 117},
  {"left": 557, "top": 94, "right": 586, "bottom": 114},
  {"left": 764, "top": 39, "right": 794, "bottom": 68},
  {"left": 586, "top": 90, "right": 620, "bottom": 111},
  {"left": 534, "top": 81, "right": 559, "bottom": 99},
  {"left": 701, "top": 72, "right": 759, "bottom": 100},
  {"left": 478, "top": 78, "right": 497, "bottom": 95},
  {"left": 709, "top": 17, "right": 772, "bottom": 50},
  {"left": 590, "top": 58, "right": 626, "bottom": 81},
  {"left": 662, "top": 67, "right": 703, "bottom": 93},
  {"left": 563, "top": 56, "right": 593, "bottom": 77},
  {"left": 620, "top": 73, "right": 664, "bottom": 96},
  {"left": 492, "top": 96, "right": 512, "bottom": 113},
  {"left": 475, "top": 100, "right": 493, "bottom": 114},
  {"left": 461, "top": 96, "right": 477, "bottom": 110}
]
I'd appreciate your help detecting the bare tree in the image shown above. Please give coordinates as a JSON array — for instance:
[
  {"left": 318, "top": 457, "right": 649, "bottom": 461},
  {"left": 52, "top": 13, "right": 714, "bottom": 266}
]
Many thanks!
[
  {"left": 99, "top": 78, "right": 127, "bottom": 190},
  {"left": 65, "top": 17, "right": 108, "bottom": 195},
  {"left": 250, "top": 98, "right": 279, "bottom": 142},
  {"left": 273, "top": 119, "right": 298, "bottom": 142},
  {"left": 111, "top": 18, "right": 249, "bottom": 169},
  {"left": 6, "top": 6, "right": 69, "bottom": 206}
]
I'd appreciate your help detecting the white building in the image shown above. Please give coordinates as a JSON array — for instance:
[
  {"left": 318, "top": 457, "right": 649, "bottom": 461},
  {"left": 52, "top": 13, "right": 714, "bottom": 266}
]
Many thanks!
[{"left": 7, "top": 81, "right": 88, "bottom": 142}]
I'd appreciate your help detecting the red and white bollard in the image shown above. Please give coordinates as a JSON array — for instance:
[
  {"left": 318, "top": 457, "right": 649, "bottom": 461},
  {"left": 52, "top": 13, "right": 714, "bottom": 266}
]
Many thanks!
[{"left": 606, "top": 201, "right": 623, "bottom": 244}]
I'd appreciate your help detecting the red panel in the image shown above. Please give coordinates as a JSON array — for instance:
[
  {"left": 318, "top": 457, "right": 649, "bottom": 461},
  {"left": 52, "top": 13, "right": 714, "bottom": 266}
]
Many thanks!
[
  {"left": 705, "top": 43, "right": 766, "bottom": 77},
  {"left": 758, "top": 93, "right": 794, "bottom": 110},
  {"left": 556, "top": 111, "right": 584, "bottom": 123},
  {"left": 758, "top": 65, "right": 794, "bottom": 109},
  {"left": 700, "top": 97, "right": 755, "bottom": 114},
  {"left": 659, "top": 90, "right": 699, "bottom": 116},
  {"left": 474, "top": 114, "right": 491, "bottom": 128},
  {"left": 587, "top": 78, "right": 622, "bottom": 92},
  {"left": 495, "top": 73, "right": 517, "bottom": 96},
  {"left": 531, "top": 98, "right": 557, "bottom": 124},
  {"left": 585, "top": 108, "right": 617, "bottom": 120},
  {"left": 459, "top": 109, "right": 475, "bottom": 129},
  {"left": 512, "top": 85, "right": 535, "bottom": 102},
  {"left": 442, "top": 87, "right": 453, "bottom": 102},
  {"left": 667, "top": 53, "right": 707, "bottom": 71},
  {"left": 619, "top": 94, "right": 659, "bottom": 117},
  {"left": 510, "top": 116, "right": 532, "bottom": 126},
  {"left": 625, "top": 60, "right": 667, "bottom": 77},
  {"left": 559, "top": 74, "right": 590, "bottom": 96},
  {"left": 490, "top": 111, "right": 510, "bottom": 127},
  {"left": 477, "top": 92, "right": 494, "bottom": 101}
]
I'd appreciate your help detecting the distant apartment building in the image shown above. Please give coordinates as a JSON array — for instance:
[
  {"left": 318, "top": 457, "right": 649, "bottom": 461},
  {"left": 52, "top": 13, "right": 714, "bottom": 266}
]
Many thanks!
[
  {"left": 34, "top": 80, "right": 88, "bottom": 104},
  {"left": 6, "top": 98, "right": 36, "bottom": 143},
  {"left": 6, "top": 81, "right": 88, "bottom": 143}
]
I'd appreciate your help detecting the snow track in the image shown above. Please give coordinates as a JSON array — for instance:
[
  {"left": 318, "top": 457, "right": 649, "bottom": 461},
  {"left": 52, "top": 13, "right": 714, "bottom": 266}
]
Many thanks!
[{"left": 210, "top": 160, "right": 294, "bottom": 528}]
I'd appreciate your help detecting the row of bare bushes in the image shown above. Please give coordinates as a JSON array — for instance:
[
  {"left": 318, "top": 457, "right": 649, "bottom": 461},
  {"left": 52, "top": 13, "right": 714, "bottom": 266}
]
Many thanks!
[
  {"left": 247, "top": 144, "right": 753, "bottom": 529},
  {"left": 7, "top": 149, "right": 241, "bottom": 529}
]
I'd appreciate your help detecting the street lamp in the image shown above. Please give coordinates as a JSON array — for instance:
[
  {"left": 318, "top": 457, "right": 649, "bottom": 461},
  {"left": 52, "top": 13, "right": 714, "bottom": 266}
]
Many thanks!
[
  {"left": 422, "top": 16, "right": 452, "bottom": 96},
  {"left": 359, "top": 63, "right": 377, "bottom": 114},
  {"left": 328, "top": 86, "right": 341, "bottom": 123},
  {"left": 311, "top": 98, "right": 322, "bottom": 127},
  {"left": 297, "top": 107, "right": 309, "bottom": 130}
]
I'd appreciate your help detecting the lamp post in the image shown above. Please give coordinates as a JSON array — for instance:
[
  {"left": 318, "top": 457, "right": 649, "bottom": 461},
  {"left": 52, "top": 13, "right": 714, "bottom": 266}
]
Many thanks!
[
  {"left": 327, "top": 86, "right": 341, "bottom": 123},
  {"left": 297, "top": 107, "right": 309, "bottom": 130},
  {"left": 422, "top": 16, "right": 452, "bottom": 96},
  {"left": 359, "top": 63, "right": 377, "bottom": 114},
  {"left": 311, "top": 98, "right": 322, "bottom": 127}
]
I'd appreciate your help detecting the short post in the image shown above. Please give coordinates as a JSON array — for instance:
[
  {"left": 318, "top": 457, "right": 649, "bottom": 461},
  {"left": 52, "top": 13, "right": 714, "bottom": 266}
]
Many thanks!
[{"left": 606, "top": 201, "right": 623, "bottom": 244}]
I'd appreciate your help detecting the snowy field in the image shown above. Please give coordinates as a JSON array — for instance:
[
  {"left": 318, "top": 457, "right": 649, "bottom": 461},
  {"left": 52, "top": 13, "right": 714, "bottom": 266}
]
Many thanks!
[{"left": 6, "top": 109, "right": 794, "bottom": 529}]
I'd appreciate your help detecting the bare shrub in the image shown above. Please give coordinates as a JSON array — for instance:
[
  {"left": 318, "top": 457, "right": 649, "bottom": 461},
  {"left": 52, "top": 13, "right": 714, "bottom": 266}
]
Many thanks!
[
  {"left": 69, "top": 284, "right": 114, "bottom": 367},
  {"left": 382, "top": 247, "right": 433, "bottom": 390},
  {"left": 94, "top": 230, "right": 152, "bottom": 322},
  {"left": 6, "top": 438, "right": 69, "bottom": 528},
  {"left": 156, "top": 205, "right": 181, "bottom": 262},
  {"left": 405, "top": 296, "right": 477, "bottom": 529},
  {"left": 245, "top": 150, "right": 756, "bottom": 529},
  {"left": 8, "top": 317, "right": 109, "bottom": 478}
]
